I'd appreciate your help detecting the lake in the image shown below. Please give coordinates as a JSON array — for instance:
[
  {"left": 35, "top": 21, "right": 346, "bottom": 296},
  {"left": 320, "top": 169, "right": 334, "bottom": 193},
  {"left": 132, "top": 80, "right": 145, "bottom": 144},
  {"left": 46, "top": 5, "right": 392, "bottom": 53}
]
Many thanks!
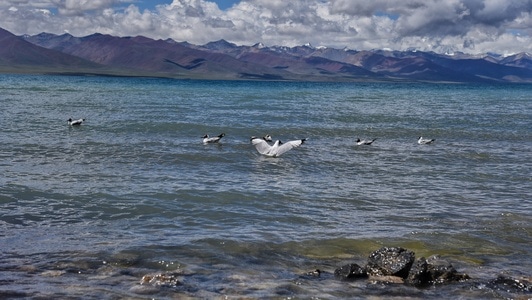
[{"left": 0, "top": 74, "right": 530, "bottom": 298}]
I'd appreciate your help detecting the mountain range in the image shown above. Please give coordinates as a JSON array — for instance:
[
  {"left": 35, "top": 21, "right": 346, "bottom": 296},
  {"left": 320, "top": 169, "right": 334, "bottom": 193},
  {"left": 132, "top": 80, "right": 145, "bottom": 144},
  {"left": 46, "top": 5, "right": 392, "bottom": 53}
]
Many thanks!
[{"left": 1, "top": 27, "right": 531, "bottom": 83}]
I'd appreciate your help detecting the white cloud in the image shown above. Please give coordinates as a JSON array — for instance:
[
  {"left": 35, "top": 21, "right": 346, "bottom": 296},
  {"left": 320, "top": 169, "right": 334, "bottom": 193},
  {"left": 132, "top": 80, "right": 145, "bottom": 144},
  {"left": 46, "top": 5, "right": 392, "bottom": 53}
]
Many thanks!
[
  {"left": 0, "top": 0, "right": 530, "bottom": 54},
  {"left": 61, "top": 0, "right": 119, "bottom": 12}
]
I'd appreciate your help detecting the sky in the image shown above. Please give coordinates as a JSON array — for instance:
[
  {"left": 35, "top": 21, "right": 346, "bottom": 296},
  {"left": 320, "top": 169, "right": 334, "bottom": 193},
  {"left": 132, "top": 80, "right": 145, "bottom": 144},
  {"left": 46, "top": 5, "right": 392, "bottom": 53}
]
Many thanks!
[{"left": 0, "top": 0, "right": 531, "bottom": 55}]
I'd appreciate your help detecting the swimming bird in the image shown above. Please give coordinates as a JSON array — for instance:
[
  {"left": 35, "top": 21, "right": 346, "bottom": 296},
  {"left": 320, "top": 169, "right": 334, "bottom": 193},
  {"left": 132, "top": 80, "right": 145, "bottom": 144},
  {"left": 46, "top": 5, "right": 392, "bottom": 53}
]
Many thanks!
[
  {"left": 68, "top": 118, "right": 85, "bottom": 126},
  {"left": 202, "top": 133, "right": 225, "bottom": 144},
  {"left": 250, "top": 135, "right": 306, "bottom": 157},
  {"left": 417, "top": 136, "right": 435, "bottom": 144},
  {"left": 356, "top": 138, "right": 377, "bottom": 145}
]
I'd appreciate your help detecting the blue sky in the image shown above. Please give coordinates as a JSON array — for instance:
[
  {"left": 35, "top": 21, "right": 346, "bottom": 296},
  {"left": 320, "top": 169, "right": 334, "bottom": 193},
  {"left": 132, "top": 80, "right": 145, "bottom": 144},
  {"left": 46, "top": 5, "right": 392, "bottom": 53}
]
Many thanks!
[
  {"left": 0, "top": 0, "right": 530, "bottom": 55},
  {"left": 209, "top": 0, "right": 240, "bottom": 10}
]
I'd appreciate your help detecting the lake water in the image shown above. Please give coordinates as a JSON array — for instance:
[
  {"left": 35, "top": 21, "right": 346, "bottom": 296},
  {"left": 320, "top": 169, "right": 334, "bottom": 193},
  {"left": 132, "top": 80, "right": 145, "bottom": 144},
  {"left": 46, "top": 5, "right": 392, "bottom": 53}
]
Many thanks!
[{"left": 0, "top": 74, "right": 530, "bottom": 299}]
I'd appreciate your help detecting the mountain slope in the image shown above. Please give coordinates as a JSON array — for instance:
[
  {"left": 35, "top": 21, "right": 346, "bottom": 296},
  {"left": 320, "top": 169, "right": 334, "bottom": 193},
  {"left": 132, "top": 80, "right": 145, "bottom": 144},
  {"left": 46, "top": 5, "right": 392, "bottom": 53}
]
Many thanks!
[
  {"left": 23, "top": 33, "right": 295, "bottom": 80},
  {"left": 1, "top": 27, "right": 530, "bottom": 82},
  {"left": 0, "top": 27, "right": 104, "bottom": 72}
]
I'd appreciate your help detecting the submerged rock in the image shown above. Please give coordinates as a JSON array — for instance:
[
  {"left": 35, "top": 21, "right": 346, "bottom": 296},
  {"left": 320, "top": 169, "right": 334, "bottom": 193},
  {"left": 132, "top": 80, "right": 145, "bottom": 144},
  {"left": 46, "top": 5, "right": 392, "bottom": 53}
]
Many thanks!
[
  {"left": 140, "top": 272, "right": 182, "bottom": 287},
  {"left": 366, "top": 247, "right": 415, "bottom": 279},
  {"left": 486, "top": 275, "right": 531, "bottom": 294},
  {"left": 334, "top": 263, "right": 367, "bottom": 281}
]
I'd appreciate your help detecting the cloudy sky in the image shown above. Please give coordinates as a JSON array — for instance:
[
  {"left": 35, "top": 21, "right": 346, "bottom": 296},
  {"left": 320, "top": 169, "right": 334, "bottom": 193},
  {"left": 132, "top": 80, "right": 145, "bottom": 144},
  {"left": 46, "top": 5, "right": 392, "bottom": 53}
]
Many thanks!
[{"left": 1, "top": 0, "right": 530, "bottom": 55}]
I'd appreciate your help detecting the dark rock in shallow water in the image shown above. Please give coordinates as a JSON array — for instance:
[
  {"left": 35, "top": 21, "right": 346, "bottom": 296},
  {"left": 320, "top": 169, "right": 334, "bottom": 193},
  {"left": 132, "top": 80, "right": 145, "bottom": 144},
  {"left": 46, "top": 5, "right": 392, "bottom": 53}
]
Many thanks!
[
  {"left": 426, "top": 255, "right": 469, "bottom": 284},
  {"left": 366, "top": 247, "right": 415, "bottom": 279},
  {"left": 486, "top": 275, "right": 531, "bottom": 294},
  {"left": 406, "top": 257, "right": 431, "bottom": 287},
  {"left": 334, "top": 263, "right": 368, "bottom": 281},
  {"left": 406, "top": 255, "right": 469, "bottom": 286},
  {"left": 336, "top": 247, "right": 471, "bottom": 289}
]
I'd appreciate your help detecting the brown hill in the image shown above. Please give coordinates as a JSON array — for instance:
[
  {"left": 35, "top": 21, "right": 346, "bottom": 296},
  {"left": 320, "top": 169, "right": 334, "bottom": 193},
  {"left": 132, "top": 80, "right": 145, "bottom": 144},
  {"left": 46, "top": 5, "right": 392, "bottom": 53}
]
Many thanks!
[
  {"left": 1, "top": 27, "right": 530, "bottom": 82},
  {"left": 24, "top": 32, "right": 294, "bottom": 80},
  {"left": 0, "top": 27, "right": 104, "bottom": 74}
]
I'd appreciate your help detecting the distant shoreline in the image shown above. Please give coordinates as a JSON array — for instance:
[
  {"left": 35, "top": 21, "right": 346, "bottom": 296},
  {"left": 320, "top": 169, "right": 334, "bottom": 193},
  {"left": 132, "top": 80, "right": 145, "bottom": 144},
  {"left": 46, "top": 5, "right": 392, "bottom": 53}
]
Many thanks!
[{"left": 0, "top": 69, "right": 497, "bottom": 85}]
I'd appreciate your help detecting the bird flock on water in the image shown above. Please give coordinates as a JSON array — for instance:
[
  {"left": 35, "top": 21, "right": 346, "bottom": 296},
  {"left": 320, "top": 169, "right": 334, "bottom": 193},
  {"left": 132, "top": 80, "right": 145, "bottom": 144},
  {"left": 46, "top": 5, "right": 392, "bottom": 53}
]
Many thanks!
[{"left": 68, "top": 117, "right": 435, "bottom": 158}]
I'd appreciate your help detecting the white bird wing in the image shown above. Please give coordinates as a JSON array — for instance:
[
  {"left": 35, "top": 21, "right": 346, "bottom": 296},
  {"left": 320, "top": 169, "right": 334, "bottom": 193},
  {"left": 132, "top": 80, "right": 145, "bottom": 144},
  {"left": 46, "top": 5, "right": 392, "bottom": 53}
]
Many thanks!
[
  {"left": 69, "top": 118, "right": 84, "bottom": 125},
  {"left": 204, "top": 133, "right": 224, "bottom": 143},
  {"left": 272, "top": 139, "right": 305, "bottom": 157},
  {"left": 251, "top": 137, "right": 273, "bottom": 155},
  {"left": 418, "top": 137, "right": 434, "bottom": 144}
]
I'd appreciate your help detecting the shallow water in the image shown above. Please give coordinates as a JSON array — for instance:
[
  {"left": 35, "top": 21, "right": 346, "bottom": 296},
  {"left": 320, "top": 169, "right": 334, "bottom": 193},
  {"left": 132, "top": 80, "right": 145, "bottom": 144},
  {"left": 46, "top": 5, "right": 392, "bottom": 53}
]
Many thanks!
[{"left": 0, "top": 75, "right": 531, "bottom": 298}]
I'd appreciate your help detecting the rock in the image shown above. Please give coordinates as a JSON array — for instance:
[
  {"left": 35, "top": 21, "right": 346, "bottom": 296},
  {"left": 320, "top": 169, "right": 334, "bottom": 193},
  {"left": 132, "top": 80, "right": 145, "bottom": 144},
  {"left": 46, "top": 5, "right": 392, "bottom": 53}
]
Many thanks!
[
  {"left": 366, "top": 247, "right": 415, "bottom": 279},
  {"left": 368, "top": 275, "right": 405, "bottom": 284},
  {"left": 334, "top": 263, "right": 367, "bottom": 281},
  {"left": 406, "top": 255, "right": 469, "bottom": 286},
  {"left": 335, "top": 247, "right": 471, "bottom": 289},
  {"left": 140, "top": 272, "right": 182, "bottom": 287},
  {"left": 426, "top": 255, "right": 469, "bottom": 284},
  {"left": 406, "top": 257, "right": 431, "bottom": 287},
  {"left": 486, "top": 275, "right": 531, "bottom": 294}
]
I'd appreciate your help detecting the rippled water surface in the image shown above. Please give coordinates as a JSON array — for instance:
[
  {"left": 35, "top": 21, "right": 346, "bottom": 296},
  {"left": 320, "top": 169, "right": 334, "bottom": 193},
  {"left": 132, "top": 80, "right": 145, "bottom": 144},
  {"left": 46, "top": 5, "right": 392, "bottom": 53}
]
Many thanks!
[{"left": 0, "top": 75, "right": 531, "bottom": 299}]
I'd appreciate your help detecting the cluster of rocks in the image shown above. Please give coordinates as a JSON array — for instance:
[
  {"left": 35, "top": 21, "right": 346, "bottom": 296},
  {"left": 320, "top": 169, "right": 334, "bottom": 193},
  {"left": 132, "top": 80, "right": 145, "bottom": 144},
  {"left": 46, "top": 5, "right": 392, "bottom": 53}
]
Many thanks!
[
  {"left": 137, "top": 246, "right": 530, "bottom": 297},
  {"left": 333, "top": 246, "right": 470, "bottom": 287}
]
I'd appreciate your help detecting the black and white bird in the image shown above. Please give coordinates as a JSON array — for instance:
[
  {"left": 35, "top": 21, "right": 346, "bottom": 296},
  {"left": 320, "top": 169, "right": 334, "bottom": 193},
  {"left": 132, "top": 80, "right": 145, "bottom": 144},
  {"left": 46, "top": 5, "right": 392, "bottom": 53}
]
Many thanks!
[
  {"left": 68, "top": 118, "right": 85, "bottom": 126},
  {"left": 356, "top": 138, "right": 377, "bottom": 145},
  {"left": 202, "top": 133, "right": 225, "bottom": 144},
  {"left": 417, "top": 136, "right": 435, "bottom": 144},
  {"left": 250, "top": 135, "right": 306, "bottom": 157}
]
